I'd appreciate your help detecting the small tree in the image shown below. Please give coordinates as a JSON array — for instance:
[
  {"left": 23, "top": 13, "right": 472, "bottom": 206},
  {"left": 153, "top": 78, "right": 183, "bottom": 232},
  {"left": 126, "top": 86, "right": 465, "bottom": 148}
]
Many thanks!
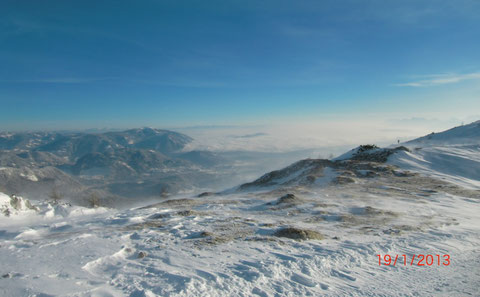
[
  {"left": 87, "top": 193, "right": 101, "bottom": 208},
  {"left": 49, "top": 187, "right": 63, "bottom": 204}
]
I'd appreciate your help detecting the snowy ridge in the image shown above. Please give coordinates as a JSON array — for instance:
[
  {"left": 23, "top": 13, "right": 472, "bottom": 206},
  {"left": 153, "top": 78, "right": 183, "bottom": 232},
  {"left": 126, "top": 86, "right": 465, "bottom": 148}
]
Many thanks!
[
  {"left": 405, "top": 120, "right": 480, "bottom": 146},
  {"left": 388, "top": 120, "right": 480, "bottom": 189}
]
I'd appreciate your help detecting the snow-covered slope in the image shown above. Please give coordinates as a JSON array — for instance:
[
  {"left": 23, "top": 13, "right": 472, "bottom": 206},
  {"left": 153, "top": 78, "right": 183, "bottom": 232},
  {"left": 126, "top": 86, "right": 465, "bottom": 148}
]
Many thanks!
[
  {"left": 389, "top": 145, "right": 480, "bottom": 189},
  {"left": 1, "top": 182, "right": 479, "bottom": 296},
  {"left": 388, "top": 120, "right": 480, "bottom": 189},
  {"left": 405, "top": 120, "right": 480, "bottom": 146}
]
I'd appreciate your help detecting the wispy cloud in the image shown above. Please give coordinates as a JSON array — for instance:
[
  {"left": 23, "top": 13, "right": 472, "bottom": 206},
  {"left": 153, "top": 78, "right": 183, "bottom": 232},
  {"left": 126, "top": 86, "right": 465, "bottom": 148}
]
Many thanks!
[
  {"left": 0, "top": 76, "right": 229, "bottom": 88},
  {"left": 231, "top": 133, "right": 268, "bottom": 139},
  {"left": 0, "top": 77, "right": 115, "bottom": 84},
  {"left": 395, "top": 72, "right": 480, "bottom": 87}
]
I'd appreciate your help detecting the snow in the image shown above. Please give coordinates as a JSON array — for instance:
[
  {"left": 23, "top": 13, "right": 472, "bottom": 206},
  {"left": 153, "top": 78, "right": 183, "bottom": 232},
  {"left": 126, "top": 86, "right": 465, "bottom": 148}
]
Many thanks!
[
  {"left": 406, "top": 120, "right": 480, "bottom": 146},
  {"left": 388, "top": 120, "right": 480, "bottom": 189},
  {"left": 0, "top": 193, "right": 38, "bottom": 217},
  {"left": 389, "top": 145, "right": 480, "bottom": 189},
  {"left": 19, "top": 172, "right": 39, "bottom": 182},
  {"left": 314, "top": 167, "right": 337, "bottom": 186},
  {"left": 0, "top": 184, "right": 479, "bottom": 296},
  {"left": 0, "top": 192, "right": 11, "bottom": 204},
  {"left": 332, "top": 147, "right": 360, "bottom": 161}
]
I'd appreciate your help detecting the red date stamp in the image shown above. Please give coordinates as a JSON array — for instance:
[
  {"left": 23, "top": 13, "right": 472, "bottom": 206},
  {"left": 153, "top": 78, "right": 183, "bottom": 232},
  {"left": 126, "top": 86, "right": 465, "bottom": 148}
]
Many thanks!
[{"left": 377, "top": 254, "right": 450, "bottom": 266}]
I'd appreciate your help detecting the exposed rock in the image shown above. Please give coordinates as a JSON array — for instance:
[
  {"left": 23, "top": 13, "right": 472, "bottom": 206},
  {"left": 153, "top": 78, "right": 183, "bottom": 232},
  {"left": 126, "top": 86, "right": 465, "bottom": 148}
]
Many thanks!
[
  {"left": 199, "top": 231, "right": 214, "bottom": 237},
  {"left": 351, "top": 146, "right": 410, "bottom": 163},
  {"left": 260, "top": 223, "right": 276, "bottom": 227},
  {"left": 123, "top": 221, "right": 164, "bottom": 231},
  {"left": 276, "top": 193, "right": 302, "bottom": 205},
  {"left": 362, "top": 206, "right": 398, "bottom": 217},
  {"left": 197, "top": 192, "right": 216, "bottom": 197},
  {"left": 339, "top": 170, "right": 356, "bottom": 177},
  {"left": 147, "top": 213, "right": 170, "bottom": 219},
  {"left": 392, "top": 170, "right": 416, "bottom": 177},
  {"left": 177, "top": 210, "right": 197, "bottom": 216},
  {"left": 273, "top": 227, "right": 324, "bottom": 240},
  {"left": 142, "top": 198, "right": 198, "bottom": 209},
  {"left": 238, "top": 145, "right": 414, "bottom": 192},
  {"left": 332, "top": 176, "right": 355, "bottom": 185},
  {"left": 357, "top": 144, "right": 379, "bottom": 153}
]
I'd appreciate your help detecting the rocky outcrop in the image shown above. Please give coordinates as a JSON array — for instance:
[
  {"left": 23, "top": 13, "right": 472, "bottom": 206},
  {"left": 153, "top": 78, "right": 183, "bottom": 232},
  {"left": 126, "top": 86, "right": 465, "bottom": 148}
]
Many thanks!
[
  {"left": 273, "top": 227, "right": 324, "bottom": 240},
  {"left": 238, "top": 146, "right": 412, "bottom": 191}
]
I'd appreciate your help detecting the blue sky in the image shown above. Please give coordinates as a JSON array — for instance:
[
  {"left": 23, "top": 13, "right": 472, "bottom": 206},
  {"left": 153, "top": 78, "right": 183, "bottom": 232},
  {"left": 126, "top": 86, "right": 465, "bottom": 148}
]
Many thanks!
[{"left": 1, "top": 0, "right": 479, "bottom": 131}]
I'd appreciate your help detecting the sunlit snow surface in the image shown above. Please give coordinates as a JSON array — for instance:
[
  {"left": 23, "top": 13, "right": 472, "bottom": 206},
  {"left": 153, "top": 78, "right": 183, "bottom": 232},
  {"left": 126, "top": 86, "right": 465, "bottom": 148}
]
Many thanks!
[
  {"left": 389, "top": 145, "right": 480, "bottom": 189},
  {"left": 1, "top": 183, "right": 479, "bottom": 296}
]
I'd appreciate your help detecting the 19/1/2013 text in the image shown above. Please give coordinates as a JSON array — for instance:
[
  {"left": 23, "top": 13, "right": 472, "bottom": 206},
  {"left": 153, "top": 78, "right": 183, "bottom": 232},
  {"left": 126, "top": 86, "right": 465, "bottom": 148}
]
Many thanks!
[{"left": 377, "top": 254, "right": 450, "bottom": 266}]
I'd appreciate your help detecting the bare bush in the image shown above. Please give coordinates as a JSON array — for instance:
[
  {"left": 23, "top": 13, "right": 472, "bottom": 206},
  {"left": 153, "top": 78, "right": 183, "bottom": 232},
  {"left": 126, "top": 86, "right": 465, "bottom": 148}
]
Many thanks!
[
  {"left": 87, "top": 193, "right": 101, "bottom": 208},
  {"left": 49, "top": 187, "right": 63, "bottom": 204}
]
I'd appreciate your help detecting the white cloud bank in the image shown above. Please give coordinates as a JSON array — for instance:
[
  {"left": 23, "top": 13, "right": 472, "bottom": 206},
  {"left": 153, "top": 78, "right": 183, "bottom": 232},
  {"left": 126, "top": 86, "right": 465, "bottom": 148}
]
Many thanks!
[{"left": 176, "top": 117, "right": 470, "bottom": 153}]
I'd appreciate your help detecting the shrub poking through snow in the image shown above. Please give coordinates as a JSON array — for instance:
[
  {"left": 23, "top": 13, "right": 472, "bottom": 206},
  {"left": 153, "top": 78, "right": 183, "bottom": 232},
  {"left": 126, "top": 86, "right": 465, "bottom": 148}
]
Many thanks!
[
  {"left": 357, "top": 144, "right": 379, "bottom": 153},
  {"left": 87, "top": 193, "right": 101, "bottom": 208},
  {"left": 49, "top": 187, "right": 63, "bottom": 205}
]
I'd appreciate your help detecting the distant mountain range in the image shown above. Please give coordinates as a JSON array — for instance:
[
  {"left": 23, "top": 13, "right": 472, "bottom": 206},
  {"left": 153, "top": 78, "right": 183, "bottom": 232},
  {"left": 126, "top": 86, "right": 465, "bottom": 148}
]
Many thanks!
[
  {"left": 5, "top": 121, "right": 476, "bottom": 207},
  {"left": 0, "top": 127, "right": 192, "bottom": 156},
  {"left": 0, "top": 127, "right": 320, "bottom": 205},
  {"left": 0, "top": 128, "right": 208, "bottom": 205}
]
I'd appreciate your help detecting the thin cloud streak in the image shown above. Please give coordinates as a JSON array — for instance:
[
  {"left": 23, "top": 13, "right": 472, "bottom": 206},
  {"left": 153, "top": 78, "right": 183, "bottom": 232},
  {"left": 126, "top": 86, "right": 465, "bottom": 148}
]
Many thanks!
[
  {"left": 395, "top": 72, "right": 480, "bottom": 87},
  {"left": 0, "top": 77, "right": 225, "bottom": 88},
  {"left": 0, "top": 77, "right": 116, "bottom": 84}
]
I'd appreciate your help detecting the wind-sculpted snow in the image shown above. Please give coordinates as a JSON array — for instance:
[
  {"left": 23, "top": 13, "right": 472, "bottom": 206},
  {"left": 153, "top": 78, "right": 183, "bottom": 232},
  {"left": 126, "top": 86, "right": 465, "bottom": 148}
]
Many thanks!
[
  {"left": 389, "top": 145, "right": 480, "bottom": 189},
  {"left": 0, "top": 168, "right": 479, "bottom": 297}
]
